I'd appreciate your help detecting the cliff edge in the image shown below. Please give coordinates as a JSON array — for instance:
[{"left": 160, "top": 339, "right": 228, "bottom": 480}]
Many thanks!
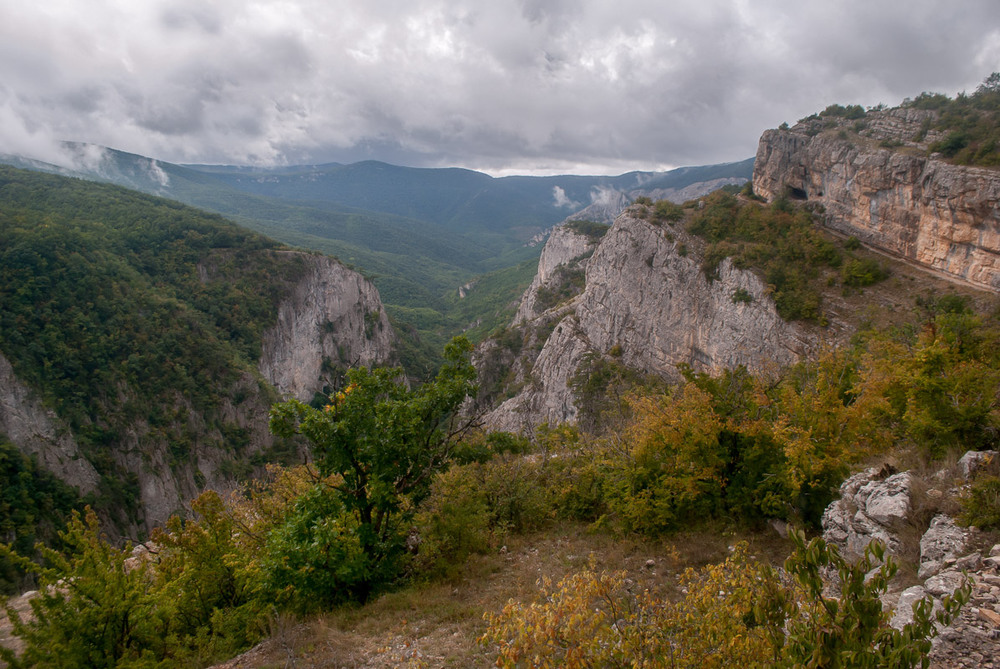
[{"left": 753, "top": 107, "right": 1000, "bottom": 291}]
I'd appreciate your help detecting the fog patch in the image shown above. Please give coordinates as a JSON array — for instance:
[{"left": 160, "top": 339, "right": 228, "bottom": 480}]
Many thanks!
[{"left": 552, "top": 185, "right": 580, "bottom": 208}]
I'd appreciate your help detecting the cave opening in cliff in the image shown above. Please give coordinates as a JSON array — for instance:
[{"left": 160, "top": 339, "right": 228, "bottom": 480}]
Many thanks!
[{"left": 785, "top": 185, "right": 808, "bottom": 200}]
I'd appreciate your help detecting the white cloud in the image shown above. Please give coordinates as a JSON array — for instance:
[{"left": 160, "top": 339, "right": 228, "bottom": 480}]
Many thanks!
[
  {"left": 0, "top": 0, "right": 998, "bottom": 173},
  {"left": 552, "top": 185, "right": 580, "bottom": 208}
]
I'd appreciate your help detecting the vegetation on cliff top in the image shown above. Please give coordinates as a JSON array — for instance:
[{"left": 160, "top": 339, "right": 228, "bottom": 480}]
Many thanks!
[
  {"left": 680, "top": 191, "right": 889, "bottom": 323},
  {"left": 792, "top": 73, "right": 1000, "bottom": 168},
  {"left": 907, "top": 72, "right": 1000, "bottom": 167}
]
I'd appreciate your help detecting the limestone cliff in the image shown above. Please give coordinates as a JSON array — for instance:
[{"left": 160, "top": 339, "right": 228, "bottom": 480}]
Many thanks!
[
  {"left": 753, "top": 108, "right": 1000, "bottom": 290},
  {"left": 0, "top": 251, "right": 394, "bottom": 531},
  {"left": 259, "top": 253, "right": 393, "bottom": 401},
  {"left": 0, "top": 352, "right": 100, "bottom": 494},
  {"left": 514, "top": 224, "right": 603, "bottom": 324},
  {"left": 481, "top": 208, "right": 812, "bottom": 432}
]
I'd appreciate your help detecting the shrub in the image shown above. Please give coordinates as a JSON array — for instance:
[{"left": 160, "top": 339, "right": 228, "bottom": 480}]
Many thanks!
[
  {"left": 653, "top": 199, "right": 685, "bottom": 223},
  {"left": 481, "top": 545, "right": 776, "bottom": 668},
  {"left": 564, "top": 219, "right": 610, "bottom": 239},
  {"left": 841, "top": 257, "right": 890, "bottom": 287},
  {"left": 267, "top": 337, "right": 478, "bottom": 602},
  {"left": 959, "top": 475, "right": 1000, "bottom": 528},
  {"left": 480, "top": 535, "right": 969, "bottom": 668}
]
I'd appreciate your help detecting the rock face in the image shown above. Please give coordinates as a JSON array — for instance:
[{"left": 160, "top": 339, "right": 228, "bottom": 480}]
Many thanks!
[
  {"left": 753, "top": 108, "right": 1000, "bottom": 291},
  {"left": 259, "top": 253, "right": 393, "bottom": 401},
  {"left": 822, "top": 467, "right": 913, "bottom": 559},
  {"left": 819, "top": 452, "right": 1000, "bottom": 667},
  {"left": 0, "top": 352, "right": 100, "bottom": 494},
  {"left": 481, "top": 208, "right": 812, "bottom": 431},
  {"left": 514, "top": 224, "right": 601, "bottom": 324},
  {"left": 0, "top": 252, "right": 394, "bottom": 531}
]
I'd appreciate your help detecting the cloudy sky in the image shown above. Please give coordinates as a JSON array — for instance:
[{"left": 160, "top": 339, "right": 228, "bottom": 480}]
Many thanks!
[{"left": 2, "top": 1, "right": 999, "bottom": 175}]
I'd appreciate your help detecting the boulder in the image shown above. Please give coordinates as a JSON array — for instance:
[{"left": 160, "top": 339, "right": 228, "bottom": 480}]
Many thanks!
[
  {"left": 889, "top": 585, "right": 931, "bottom": 630},
  {"left": 919, "top": 515, "right": 970, "bottom": 579},
  {"left": 822, "top": 468, "right": 912, "bottom": 559},
  {"left": 957, "top": 450, "right": 998, "bottom": 480}
]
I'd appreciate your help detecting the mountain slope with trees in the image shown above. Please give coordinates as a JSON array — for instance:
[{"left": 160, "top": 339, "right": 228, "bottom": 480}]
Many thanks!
[{"left": 0, "top": 166, "right": 392, "bottom": 541}]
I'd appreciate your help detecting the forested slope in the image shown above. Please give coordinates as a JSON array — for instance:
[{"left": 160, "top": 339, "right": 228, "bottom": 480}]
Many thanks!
[{"left": 0, "top": 167, "right": 390, "bottom": 538}]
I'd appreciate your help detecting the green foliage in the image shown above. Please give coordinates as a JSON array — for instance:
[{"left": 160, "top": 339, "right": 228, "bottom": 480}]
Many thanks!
[
  {"left": 0, "top": 440, "right": 81, "bottom": 595},
  {"left": 147, "top": 491, "right": 265, "bottom": 661},
  {"left": 960, "top": 473, "right": 1000, "bottom": 529},
  {"left": 653, "top": 199, "right": 685, "bottom": 223},
  {"left": 775, "top": 531, "right": 969, "bottom": 668},
  {"left": 821, "top": 103, "right": 867, "bottom": 120},
  {"left": 569, "top": 353, "right": 665, "bottom": 434},
  {"left": 0, "top": 492, "right": 273, "bottom": 667},
  {"left": 413, "top": 440, "right": 555, "bottom": 578},
  {"left": 258, "top": 483, "right": 370, "bottom": 609},
  {"left": 0, "top": 167, "right": 306, "bottom": 518},
  {"left": 533, "top": 264, "right": 586, "bottom": 312},
  {"left": 267, "top": 337, "right": 477, "bottom": 602},
  {"left": 687, "top": 191, "right": 842, "bottom": 322},
  {"left": 910, "top": 74, "right": 1000, "bottom": 166},
  {"left": 438, "top": 255, "right": 540, "bottom": 348},
  {"left": 0, "top": 509, "right": 157, "bottom": 668},
  {"left": 842, "top": 256, "right": 890, "bottom": 287},
  {"left": 563, "top": 219, "right": 610, "bottom": 239},
  {"left": 732, "top": 287, "right": 754, "bottom": 304}
]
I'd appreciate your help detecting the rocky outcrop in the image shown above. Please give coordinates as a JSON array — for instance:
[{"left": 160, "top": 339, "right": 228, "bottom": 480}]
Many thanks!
[
  {"left": 821, "top": 466, "right": 913, "bottom": 559},
  {"left": 819, "top": 452, "right": 1000, "bottom": 667},
  {"left": 483, "top": 207, "right": 813, "bottom": 431},
  {"left": 0, "top": 352, "right": 100, "bottom": 494},
  {"left": 514, "top": 224, "right": 602, "bottom": 324},
  {"left": 753, "top": 108, "right": 1000, "bottom": 291},
  {"left": 259, "top": 253, "right": 393, "bottom": 401},
  {"left": 574, "top": 215, "right": 809, "bottom": 376}
]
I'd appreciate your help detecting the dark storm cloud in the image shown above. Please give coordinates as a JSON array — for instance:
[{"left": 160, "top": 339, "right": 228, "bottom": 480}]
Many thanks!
[{"left": 0, "top": 0, "right": 998, "bottom": 174}]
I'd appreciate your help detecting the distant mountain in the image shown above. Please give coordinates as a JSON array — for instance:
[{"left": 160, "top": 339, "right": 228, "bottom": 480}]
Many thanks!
[
  {"left": 0, "top": 145, "right": 753, "bottom": 355},
  {"left": 184, "top": 157, "right": 755, "bottom": 234}
]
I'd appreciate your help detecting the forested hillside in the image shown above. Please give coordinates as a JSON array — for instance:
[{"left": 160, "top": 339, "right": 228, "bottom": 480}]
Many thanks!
[{"left": 0, "top": 167, "right": 387, "bottom": 543}]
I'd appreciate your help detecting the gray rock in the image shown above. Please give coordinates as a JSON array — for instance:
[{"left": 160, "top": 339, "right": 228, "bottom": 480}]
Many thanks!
[
  {"left": 920, "top": 515, "right": 970, "bottom": 579},
  {"left": 925, "top": 570, "right": 966, "bottom": 598},
  {"left": 957, "top": 450, "right": 999, "bottom": 480},
  {"left": 858, "top": 472, "right": 912, "bottom": 527},
  {"left": 891, "top": 585, "right": 931, "bottom": 630},
  {"left": 482, "top": 209, "right": 814, "bottom": 431},
  {"left": 954, "top": 553, "right": 983, "bottom": 572},
  {"left": 822, "top": 468, "right": 912, "bottom": 559},
  {"left": 0, "top": 352, "right": 100, "bottom": 494},
  {"left": 259, "top": 254, "right": 394, "bottom": 402}
]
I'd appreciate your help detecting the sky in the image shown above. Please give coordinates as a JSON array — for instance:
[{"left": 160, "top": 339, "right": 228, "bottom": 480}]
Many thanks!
[{"left": 1, "top": 1, "right": 999, "bottom": 176}]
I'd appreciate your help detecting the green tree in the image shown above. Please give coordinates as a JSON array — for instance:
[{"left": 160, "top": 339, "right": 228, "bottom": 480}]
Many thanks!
[
  {"left": 0, "top": 509, "right": 155, "bottom": 668},
  {"left": 267, "top": 336, "right": 477, "bottom": 603}
]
